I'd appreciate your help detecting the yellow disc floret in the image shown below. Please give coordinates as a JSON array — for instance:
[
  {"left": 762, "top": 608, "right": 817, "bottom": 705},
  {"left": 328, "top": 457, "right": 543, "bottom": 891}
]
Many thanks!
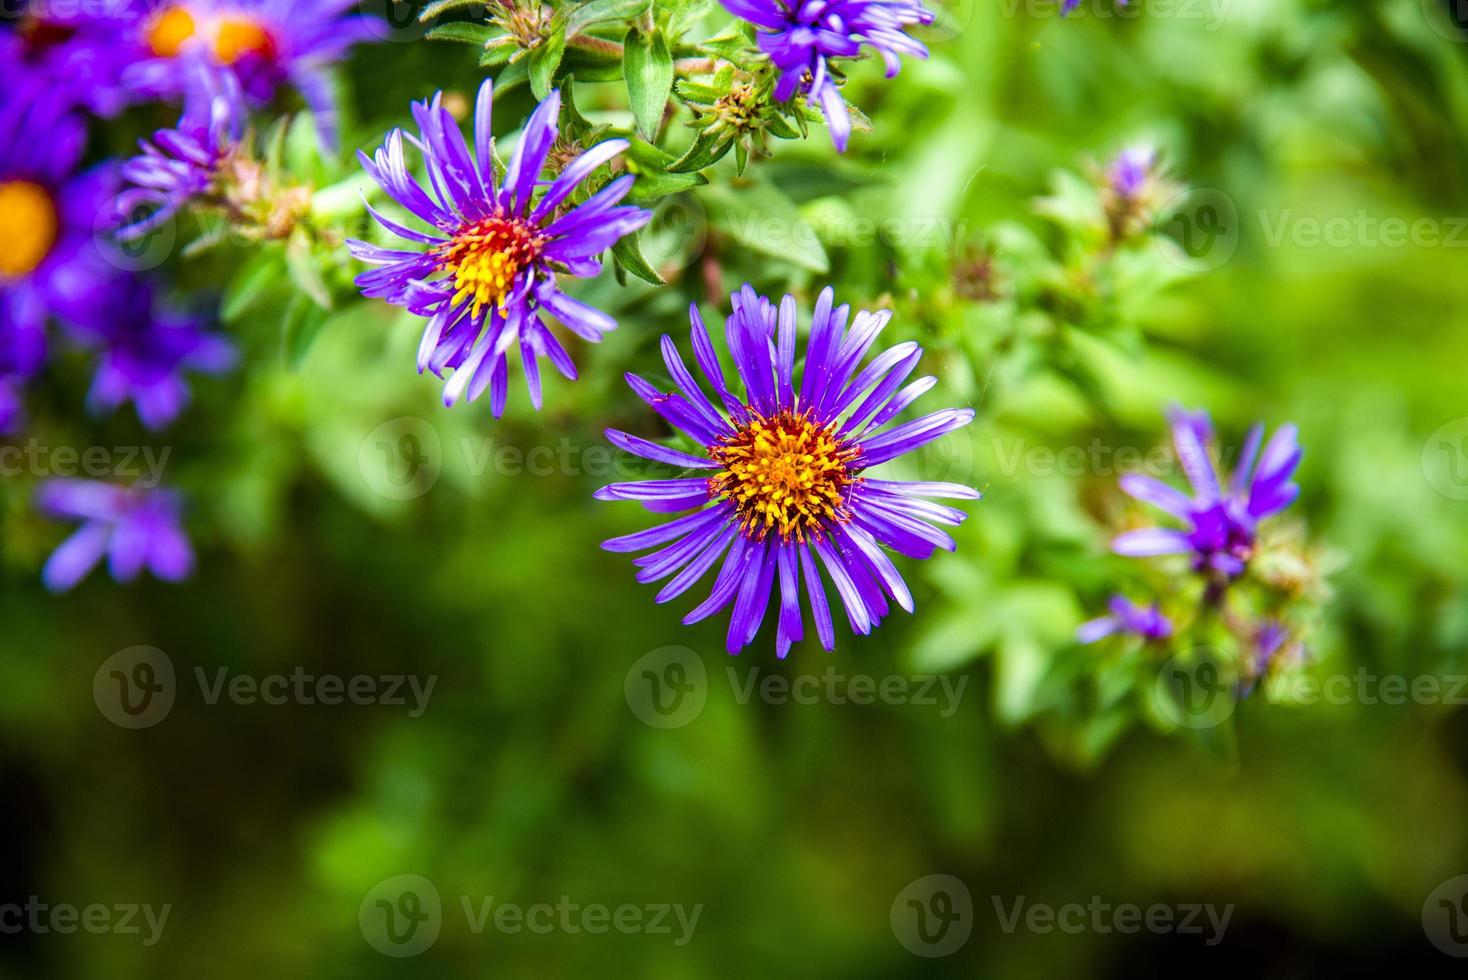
[
  {"left": 213, "top": 17, "right": 275, "bottom": 64},
  {"left": 435, "top": 215, "right": 545, "bottom": 318},
  {"left": 146, "top": 6, "right": 197, "bottom": 57},
  {"left": 0, "top": 181, "right": 59, "bottom": 282},
  {"left": 709, "top": 411, "right": 860, "bottom": 542}
]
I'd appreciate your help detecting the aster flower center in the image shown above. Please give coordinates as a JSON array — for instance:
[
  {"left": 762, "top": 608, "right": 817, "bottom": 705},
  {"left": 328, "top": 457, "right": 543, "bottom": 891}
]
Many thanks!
[
  {"left": 213, "top": 17, "right": 276, "bottom": 64},
  {"left": 147, "top": 7, "right": 197, "bottom": 57},
  {"left": 0, "top": 180, "right": 59, "bottom": 281},
  {"left": 708, "top": 411, "right": 859, "bottom": 542},
  {"left": 147, "top": 7, "right": 275, "bottom": 63},
  {"left": 435, "top": 215, "right": 546, "bottom": 317}
]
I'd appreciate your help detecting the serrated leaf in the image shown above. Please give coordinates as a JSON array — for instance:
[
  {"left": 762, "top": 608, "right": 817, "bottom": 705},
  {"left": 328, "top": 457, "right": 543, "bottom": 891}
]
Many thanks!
[
  {"left": 419, "top": 0, "right": 488, "bottom": 21},
  {"left": 425, "top": 21, "right": 503, "bottom": 46},
  {"left": 669, "top": 128, "right": 733, "bottom": 173},
  {"left": 494, "top": 57, "right": 530, "bottom": 93},
  {"left": 611, "top": 232, "right": 663, "bottom": 285},
  {"left": 565, "top": 0, "right": 649, "bottom": 36},
  {"left": 623, "top": 26, "right": 673, "bottom": 141},
  {"left": 479, "top": 38, "right": 516, "bottom": 66},
  {"left": 529, "top": 31, "right": 568, "bottom": 99},
  {"left": 627, "top": 169, "right": 706, "bottom": 204}
]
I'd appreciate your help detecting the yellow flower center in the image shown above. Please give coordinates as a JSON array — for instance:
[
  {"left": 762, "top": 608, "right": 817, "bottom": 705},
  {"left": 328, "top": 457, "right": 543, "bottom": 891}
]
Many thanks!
[
  {"left": 146, "top": 6, "right": 197, "bottom": 57},
  {"left": 212, "top": 17, "right": 275, "bottom": 65},
  {"left": 708, "top": 411, "right": 859, "bottom": 542},
  {"left": 435, "top": 215, "right": 545, "bottom": 318},
  {"left": 0, "top": 181, "right": 59, "bottom": 282},
  {"left": 146, "top": 7, "right": 275, "bottom": 64}
]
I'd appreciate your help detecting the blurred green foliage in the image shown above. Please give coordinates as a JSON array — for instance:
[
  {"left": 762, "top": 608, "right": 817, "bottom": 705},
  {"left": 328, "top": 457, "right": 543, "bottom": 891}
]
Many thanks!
[{"left": 4, "top": 0, "right": 1468, "bottom": 975}]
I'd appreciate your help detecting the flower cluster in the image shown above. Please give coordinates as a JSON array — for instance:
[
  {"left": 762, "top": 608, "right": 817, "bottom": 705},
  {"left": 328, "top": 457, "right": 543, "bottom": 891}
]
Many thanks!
[
  {"left": 1080, "top": 408, "right": 1323, "bottom": 704},
  {"left": 595, "top": 285, "right": 979, "bottom": 655},
  {"left": 720, "top": 0, "right": 934, "bottom": 151},
  {"left": 1, "top": 0, "right": 377, "bottom": 590}
]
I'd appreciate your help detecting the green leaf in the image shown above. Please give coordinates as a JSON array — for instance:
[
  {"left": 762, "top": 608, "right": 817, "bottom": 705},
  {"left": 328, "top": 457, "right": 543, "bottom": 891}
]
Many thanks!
[
  {"left": 221, "top": 250, "right": 286, "bottom": 323},
  {"left": 669, "top": 129, "right": 733, "bottom": 173},
  {"left": 286, "top": 230, "right": 333, "bottom": 310},
  {"left": 565, "top": 0, "right": 649, "bottom": 37},
  {"left": 424, "top": 22, "right": 503, "bottom": 46},
  {"left": 626, "top": 137, "right": 676, "bottom": 170},
  {"left": 494, "top": 57, "right": 530, "bottom": 94},
  {"left": 281, "top": 293, "right": 331, "bottom": 367},
  {"left": 479, "top": 38, "right": 516, "bottom": 66},
  {"left": 623, "top": 26, "right": 674, "bottom": 141},
  {"left": 627, "top": 169, "right": 707, "bottom": 204},
  {"left": 611, "top": 232, "right": 664, "bottom": 285},
  {"left": 529, "top": 31, "right": 568, "bottom": 100},
  {"left": 419, "top": 0, "right": 488, "bottom": 21}
]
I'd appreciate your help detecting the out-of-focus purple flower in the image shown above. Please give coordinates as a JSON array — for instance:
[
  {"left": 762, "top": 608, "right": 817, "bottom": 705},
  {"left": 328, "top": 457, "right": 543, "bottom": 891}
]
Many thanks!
[
  {"left": 1113, "top": 407, "right": 1302, "bottom": 578},
  {"left": 596, "top": 284, "right": 979, "bottom": 656},
  {"left": 118, "top": 0, "right": 376, "bottom": 148},
  {"left": 348, "top": 80, "right": 652, "bottom": 418},
  {"left": 1077, "top": 594, "right": 1172, "bottom": 644},
  {"left": 0, "top": 377, "right": 23, "bottom": 436},
  {"left": 62, "top": 277, "right": 236, "bottom": 431},
  {"left": 2, "top": 1, "right": 142, "bottom": 117},
  {"left": 119, "top": 65, "right": 247, "bottom": 239},
  {"left": 36, "top": 479, "right": 194, "bottom": 592},
  {"left": 1106, "top": 146, "right": 1154, "bottom": 199},
  {"left": 720, "top": 0, "right": 934, "bottom": 152},
  {"left": 1, "top": 75, "right": 121, "bottom": 427}
]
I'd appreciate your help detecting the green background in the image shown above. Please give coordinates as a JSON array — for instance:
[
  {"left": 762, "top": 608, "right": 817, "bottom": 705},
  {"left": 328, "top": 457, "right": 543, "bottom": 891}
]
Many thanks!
[{"left": 4, "top": 0, "right": 1468, "bottom": 975}]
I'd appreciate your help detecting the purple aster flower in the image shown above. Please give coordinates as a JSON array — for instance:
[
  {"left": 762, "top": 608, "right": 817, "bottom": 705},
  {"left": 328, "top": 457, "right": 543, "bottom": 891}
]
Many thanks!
[
  {"left": 36, "top": 480, "right": 195, "bottom": 592},
  {"left": 348, "top": 80, "right": 653, "bottom": 418},
  {"left": 1, "top": 76, "right": 120, "bottom": 424},
  {"left": 1113, "top": 407, "right": 1302, "bottom": 578},
  {"left": 1106, "top": 145, "right": 1154, "bottom": 200},
  {"left": 118, "top": 0, "right": 376, "bottom": 148},
  {"left": 595, "top": 285, "right": 980, "bottom": 657},
  {"left": 2, "top": 1, "right": 141, "bottom": 117},
  {"left": 720, "top": 0, "right": 934, "bottom": 152},
  {"left": 1077, "top": 594, "right": 1172, "bottom": 644},
  {"left": 62, "top": 276, "right": 235, "bottom": 431},
  {"left": 118, "top": 64, "right": 247, "bottom": 240}
]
